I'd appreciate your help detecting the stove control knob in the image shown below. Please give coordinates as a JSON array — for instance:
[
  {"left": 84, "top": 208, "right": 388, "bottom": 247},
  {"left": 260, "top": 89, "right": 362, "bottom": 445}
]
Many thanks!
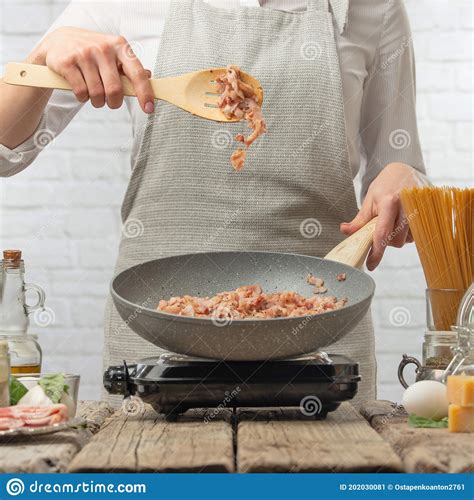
[{"left": 103, "top": 364, "right": 134, "bottom": 395}]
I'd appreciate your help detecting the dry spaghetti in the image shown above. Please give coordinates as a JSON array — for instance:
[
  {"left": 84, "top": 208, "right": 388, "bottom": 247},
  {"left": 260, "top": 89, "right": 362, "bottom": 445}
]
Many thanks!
[{"left": 400, "top": 186, "right": 473, "bottom": 330}]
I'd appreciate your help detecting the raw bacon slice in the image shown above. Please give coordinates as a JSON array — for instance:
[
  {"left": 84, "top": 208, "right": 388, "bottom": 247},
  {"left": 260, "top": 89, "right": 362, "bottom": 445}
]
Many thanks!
[
  {"left": 216, "top": 65, "right": 267, "bottom": 170},
  {"left": 0, "top": 404, "right": 68, "bottom": 430},
  {"left": 0, "top": 418, "right": 25, "bottom": 431}
]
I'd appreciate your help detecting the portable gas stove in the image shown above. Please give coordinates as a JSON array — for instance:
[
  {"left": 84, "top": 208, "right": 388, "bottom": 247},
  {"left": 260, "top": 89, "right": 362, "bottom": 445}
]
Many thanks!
[{"left": 104, "top": 352, "right": 360, "bottom": 419}]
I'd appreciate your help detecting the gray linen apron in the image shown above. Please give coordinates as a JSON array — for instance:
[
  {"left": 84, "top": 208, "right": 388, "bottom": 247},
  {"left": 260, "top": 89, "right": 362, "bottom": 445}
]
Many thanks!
[{"left": 104, "top": 0, "right": 376, "bottom": 406}]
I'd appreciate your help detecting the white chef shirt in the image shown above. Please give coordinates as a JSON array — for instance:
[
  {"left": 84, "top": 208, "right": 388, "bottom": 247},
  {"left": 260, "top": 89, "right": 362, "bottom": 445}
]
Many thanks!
[{"left": 0, "top": 0, "right": 426, "bottom": 197}]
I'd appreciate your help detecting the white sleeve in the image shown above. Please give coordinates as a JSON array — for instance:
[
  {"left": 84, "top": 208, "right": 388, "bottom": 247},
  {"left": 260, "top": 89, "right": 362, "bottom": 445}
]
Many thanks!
[
  {"left": 359, "top": 0, "right": 428, "bottom": 198},
  {"left": 0, "top": 0, "right": 120, "bottom": 177}
]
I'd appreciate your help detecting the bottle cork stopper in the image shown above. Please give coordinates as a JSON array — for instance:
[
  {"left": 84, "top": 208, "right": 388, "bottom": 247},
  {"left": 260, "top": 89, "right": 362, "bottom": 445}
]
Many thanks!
[
  {"left": 3, "top": 250, "right": 22, "bottom": 261},
  {"left": 0, "top": 340, "right": 9, "bottom": 354},
  {"left": 3, "top": 250, "right": 22, "bottom": 269}
]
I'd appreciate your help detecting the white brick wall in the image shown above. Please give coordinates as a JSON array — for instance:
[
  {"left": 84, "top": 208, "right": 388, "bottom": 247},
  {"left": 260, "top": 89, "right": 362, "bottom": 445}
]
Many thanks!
[{"left": 0, "top": 0, "right": 472, "bottom": 402}]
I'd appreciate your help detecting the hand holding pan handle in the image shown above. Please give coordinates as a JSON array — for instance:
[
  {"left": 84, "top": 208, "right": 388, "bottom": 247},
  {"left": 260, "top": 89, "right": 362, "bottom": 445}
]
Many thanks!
[{"left": 324, "top": 217, "right": 378, "bottom": 269}]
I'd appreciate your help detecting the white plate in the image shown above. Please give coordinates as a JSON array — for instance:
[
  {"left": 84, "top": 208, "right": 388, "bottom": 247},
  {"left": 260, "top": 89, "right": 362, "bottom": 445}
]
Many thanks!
[{"left": 0, "top": 417, "right": 86, "bottom": 439}]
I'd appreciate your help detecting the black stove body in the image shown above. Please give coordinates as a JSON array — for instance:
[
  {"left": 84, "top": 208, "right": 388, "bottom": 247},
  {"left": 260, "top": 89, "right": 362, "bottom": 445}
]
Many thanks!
[{"left": 104, "top": 353, "right": 360, "bottom": 419}]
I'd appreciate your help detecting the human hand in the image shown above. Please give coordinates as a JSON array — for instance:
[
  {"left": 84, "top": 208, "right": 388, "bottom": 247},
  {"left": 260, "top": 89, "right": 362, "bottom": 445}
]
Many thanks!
[
  {"left": 341, "top": 163, "right": 425, "bottom": 270},
  {"left": 28, "top": 27, "right": 154, "bottom": 113}
]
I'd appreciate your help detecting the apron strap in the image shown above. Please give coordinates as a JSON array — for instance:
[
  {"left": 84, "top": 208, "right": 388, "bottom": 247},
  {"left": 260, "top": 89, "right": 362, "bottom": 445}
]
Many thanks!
[
  {"left": 308, "top": 0, "right": 349, "bottom": 34},
  {"left": 329, "top": 0, "right": 350, "bottom": 34}
]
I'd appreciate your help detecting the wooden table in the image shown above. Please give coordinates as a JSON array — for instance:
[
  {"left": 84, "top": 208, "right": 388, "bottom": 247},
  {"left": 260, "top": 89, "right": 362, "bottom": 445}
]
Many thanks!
[
  {"left": 360, "top": 401, "right": 474, "bottom": 473},
  {"left": 1, "top": 400, "right": 472, "bottom": 473},
  {"left": 0, "top": 401, "right": 113, "bottom": 473}
]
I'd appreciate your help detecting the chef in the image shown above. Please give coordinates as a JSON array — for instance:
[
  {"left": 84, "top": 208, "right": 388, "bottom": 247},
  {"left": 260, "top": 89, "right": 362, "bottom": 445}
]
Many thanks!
[{"left": 0, "top": 0, "right": 427, "bottom": 405}]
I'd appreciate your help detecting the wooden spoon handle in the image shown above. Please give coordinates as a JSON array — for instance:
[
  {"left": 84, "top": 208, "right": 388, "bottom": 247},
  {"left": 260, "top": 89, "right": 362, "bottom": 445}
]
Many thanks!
[
  {"left": 324, "top": 217, "right": 378, "bottom": 269},
  {"left": 3, "top": 62, "right": 137, "bottom": 95},
  {"left": 4, "top": 62, "right": 191, "bottom": 111}
]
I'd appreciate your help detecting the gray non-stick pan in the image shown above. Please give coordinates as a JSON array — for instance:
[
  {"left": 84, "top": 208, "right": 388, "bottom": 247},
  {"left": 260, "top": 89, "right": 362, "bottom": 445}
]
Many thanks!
[{"left": 111, "top": 219, "right": 378, "bottom": 361}]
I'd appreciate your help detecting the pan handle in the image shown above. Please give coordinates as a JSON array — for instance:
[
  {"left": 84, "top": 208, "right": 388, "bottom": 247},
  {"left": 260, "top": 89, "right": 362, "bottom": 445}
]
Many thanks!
[{"left": 324, "top": 217, "right": 378, "bottom": 269}]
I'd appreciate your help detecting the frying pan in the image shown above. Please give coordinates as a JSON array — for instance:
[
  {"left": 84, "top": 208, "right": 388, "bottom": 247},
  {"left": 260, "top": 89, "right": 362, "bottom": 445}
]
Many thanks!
[{"left": 111, "top": 219, "right": 377, "bottom": 361}]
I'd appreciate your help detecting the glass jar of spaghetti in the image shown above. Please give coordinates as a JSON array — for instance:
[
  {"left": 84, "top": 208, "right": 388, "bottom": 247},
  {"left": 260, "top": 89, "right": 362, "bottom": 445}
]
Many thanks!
[{"left": 426, "top": 288, "right": 466, "bottom": 332}]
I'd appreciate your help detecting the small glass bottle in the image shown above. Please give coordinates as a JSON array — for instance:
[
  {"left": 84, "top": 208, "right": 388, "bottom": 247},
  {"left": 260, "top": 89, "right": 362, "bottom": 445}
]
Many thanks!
[
  {"left": 0, "top": 250, "right": 44, "bottom": 374},
  {"left": 4, "top": 335, "right": 42, "bottom": 374},
  {"left": 0, "top": 340, "right": 10, "bottom": 407}
]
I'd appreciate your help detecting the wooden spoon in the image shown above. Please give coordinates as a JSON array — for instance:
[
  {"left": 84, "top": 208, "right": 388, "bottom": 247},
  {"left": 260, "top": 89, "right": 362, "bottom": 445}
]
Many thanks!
[
  {"left": 3, "top": 62, "right": 264, "bottom": 122},
  {"left": 325, "top": 217, "right": 378, "bottom": 269}
]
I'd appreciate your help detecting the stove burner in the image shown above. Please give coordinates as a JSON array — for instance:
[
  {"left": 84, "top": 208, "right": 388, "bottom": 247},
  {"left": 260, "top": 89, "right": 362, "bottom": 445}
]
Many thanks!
[{"left": 104, "top": 353, "right": 360, "bottom": 419}]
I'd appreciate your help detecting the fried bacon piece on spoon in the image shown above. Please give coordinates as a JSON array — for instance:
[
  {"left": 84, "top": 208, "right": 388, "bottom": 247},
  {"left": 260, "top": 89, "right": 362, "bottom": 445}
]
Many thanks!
[{"left": 216, "top": 65, "right": 267, "bottom": 171}]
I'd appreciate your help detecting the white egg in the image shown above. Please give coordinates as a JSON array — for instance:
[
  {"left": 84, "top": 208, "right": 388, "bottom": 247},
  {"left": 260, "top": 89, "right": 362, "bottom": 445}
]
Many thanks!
[{"left": 402, "top": 380, "right": 449, "bottom": 420}]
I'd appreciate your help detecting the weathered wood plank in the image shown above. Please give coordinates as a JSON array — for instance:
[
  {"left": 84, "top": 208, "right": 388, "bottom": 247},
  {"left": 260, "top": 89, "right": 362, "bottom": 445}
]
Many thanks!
[
  {"left": 68, "top": 406, "right": 235, "bottom": 472},
  {"left": 0, "top": 400, "right": 114, "bottom": 473},
  {"left": 360, "top": 400, "right": 474, "bottom": 473},
  {"left": 79, "top": 400, "right": 115, "bottom": 434},
  {"left": 236, "top": 403, "right": 403, "bottom": 472}
]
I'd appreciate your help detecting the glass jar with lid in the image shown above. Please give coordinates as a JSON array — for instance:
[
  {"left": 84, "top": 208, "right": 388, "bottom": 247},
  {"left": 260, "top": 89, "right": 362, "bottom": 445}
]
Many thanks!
[
  {"left": 423, "top": 331, "right": 459, "bottom": 369},
  {"left": 0, "top": 334, "right": 42, "bottom": 374},
  {"left": 442, "top": 327, "right": 474, "bottom": 378},
  {"left": 442, "top": 285, "right": 474, "bottom": 379},
  {"left": 399, "top": 285, "right": 473, "bottom": 387}
]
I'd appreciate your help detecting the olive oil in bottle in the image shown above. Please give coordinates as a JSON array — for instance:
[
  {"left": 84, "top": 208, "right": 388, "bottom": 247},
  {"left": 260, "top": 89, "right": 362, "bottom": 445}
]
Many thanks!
[
  {"left": 0, "top": 250, "right": 44, "bottom": 374},
  {"left": 0, "top": 340, "right": 10, "bottom": 407}
]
